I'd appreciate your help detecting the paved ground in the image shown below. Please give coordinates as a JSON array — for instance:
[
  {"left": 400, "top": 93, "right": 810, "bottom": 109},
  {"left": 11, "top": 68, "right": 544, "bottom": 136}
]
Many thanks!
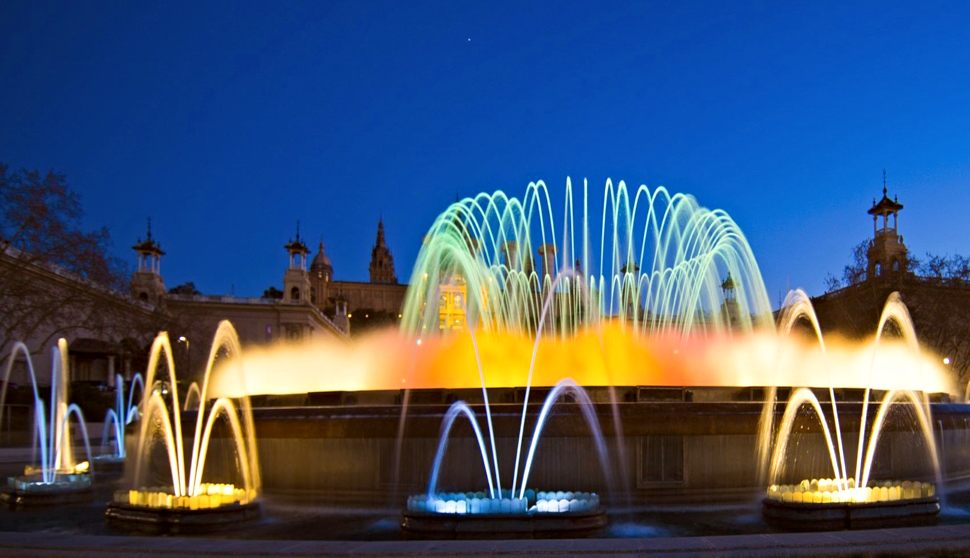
[{"left": 2, "top": 524, "right": 970, "bottom": 557}]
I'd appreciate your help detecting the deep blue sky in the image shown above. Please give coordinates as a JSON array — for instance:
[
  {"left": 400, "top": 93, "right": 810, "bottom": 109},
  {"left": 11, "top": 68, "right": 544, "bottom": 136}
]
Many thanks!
[{"left": 2, "top": 1, "right": 969, "bottom": 305}]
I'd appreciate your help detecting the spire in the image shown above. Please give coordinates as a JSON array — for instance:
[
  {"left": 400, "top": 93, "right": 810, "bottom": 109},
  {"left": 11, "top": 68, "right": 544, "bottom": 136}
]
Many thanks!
[
  {"left": 133, "top": 217, "right": 164, "bottom": 255},
  {"left": 284, "top": 220, "right": 308, "bottom": 254},
  {"left": 376, "top": 218, "right": 386, "bottom": 245},
  {"left": 131, "top": 216, "right": 166, "bottom": 302},
  {"left": 369, "top": 218, "right": 397, "bottom": 284},
  {"left": 868, "top": 172, "right": 903, "bottom": 217}
]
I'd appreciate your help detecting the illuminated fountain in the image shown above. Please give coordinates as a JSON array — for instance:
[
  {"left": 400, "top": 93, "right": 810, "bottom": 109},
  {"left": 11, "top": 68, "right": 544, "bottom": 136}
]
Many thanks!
[
  {"left": 759, "top": 289, "right": 944, "bottom": 529},
  {"left": 402, "top": 377, "right": 612, "bottom": 534},
  {"left": 105, "top": 321, "right": 261, "bottom": 531},
  {"left": 0, "top": 340, "right": 94, "bottom": 506},
  {"left": 400, "top": 177, "right": 772, "bottom": 335},
  {"left": 203, "top": 178, "right": 953, "bottom": 535},
  {"left": 396, "top": 178, "right": 775, "bottom": 533},
  {"left": 94, "top": 372, "right": 143, "bottom": 472}
]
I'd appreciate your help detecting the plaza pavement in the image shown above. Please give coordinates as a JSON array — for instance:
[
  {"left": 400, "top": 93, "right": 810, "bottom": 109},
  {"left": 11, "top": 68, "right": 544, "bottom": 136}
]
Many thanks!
[{"left": 2, "top": 524, "right": 970, "bottom": 557}]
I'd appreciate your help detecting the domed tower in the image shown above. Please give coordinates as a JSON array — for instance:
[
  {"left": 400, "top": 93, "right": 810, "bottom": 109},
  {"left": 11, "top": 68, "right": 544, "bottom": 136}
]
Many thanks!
[
  {"left": 310, "top": 239, "right": 333, "bottom": 306},
  {"left": 310, "top": 239, "right": 333, "bottom": 283},
  {"left": 283, "top": 222, "right": 311, "bottom": 303},
  {"left": 866, "top": 172, "right": 908, "bottom": 282},
  {"left": 369, "top": 219, "right": 397, "bottom": 284},
  {"left": 131, "top": 218, "right": 166, "bottom": 304}
]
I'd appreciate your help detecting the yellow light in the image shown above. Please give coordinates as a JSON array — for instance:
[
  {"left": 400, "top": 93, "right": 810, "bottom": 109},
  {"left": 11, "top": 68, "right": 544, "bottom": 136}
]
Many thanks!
[
  {"left": 766, "top": 479, "right": 934, "bottom": 504},
  {"left": 125, "top": 483, "right": 251, "bottom": 510},
  {"left": 944, "top": 357, "right": 951, "bottom": 365},
  {"left": 207, "top": 325, "right": 954, "bottom": 397},
  {"left": 74, "top": 461, "right": 90, "bottom": 473}
]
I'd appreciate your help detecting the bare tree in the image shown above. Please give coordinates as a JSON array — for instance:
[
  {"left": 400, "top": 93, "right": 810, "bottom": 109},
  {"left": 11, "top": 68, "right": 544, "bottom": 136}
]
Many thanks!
[{"left": 0, "top": 164, "right": 158, "bottom": 362}]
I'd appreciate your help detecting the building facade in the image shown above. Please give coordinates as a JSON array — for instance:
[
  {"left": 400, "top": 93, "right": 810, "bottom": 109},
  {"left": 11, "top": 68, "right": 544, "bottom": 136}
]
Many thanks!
[{"left": 304, "top": 220, "right": 409, "bottom": 333}]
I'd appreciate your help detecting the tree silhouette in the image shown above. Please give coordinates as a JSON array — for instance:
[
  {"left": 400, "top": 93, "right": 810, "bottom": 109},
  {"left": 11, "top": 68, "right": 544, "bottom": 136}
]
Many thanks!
[{"left": 0, "top": 164, "right": 157, "bottom": 362}]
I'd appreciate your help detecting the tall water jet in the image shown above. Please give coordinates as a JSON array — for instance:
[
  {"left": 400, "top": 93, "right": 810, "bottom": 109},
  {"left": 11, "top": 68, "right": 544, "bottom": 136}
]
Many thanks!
[
  {"left": 404, "top": 380, "right": 609, "bottom": 536},
  {"left": 0, "top": 340, "right": 94, "bottom": 505},
  {"left": 399, "top": 179, "right": 771, "bottom": 523},
  {"left": 105, "top": 321, "right": 261, "bottom": 531},
  {"left": 401, "top": 178, "right": 773, "bottom": 337},
  {"left": 395, "top": 178, "right": 777, "bottom": 535}
]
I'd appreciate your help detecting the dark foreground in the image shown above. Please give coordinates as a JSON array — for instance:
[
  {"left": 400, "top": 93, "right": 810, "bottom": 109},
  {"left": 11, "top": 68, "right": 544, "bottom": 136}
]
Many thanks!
[
  {"left": 3, "top": 524, "right": 970, "bottom": 557},
  {"left": 4, "top": 475, "right": 970, "bottom": 556}
]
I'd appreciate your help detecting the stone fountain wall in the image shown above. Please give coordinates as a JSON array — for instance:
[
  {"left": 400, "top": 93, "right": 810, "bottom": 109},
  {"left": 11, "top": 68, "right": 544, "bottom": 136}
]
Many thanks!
[{"left": 196, "top": 398, "right": 970, "bottom": 505}]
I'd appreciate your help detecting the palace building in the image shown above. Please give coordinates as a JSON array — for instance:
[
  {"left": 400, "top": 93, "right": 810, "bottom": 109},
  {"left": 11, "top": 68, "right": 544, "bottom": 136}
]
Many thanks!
[
  {"left": 153, "top": 219, "right": 409, "bottom": 347},
  {"left": 0, "top": 218, "right": 409, "bottom": 388}
]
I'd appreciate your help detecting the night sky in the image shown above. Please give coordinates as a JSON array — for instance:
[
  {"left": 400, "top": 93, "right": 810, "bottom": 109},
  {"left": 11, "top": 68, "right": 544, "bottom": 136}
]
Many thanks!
[{"left": 2, "top": 2, "right": 969, "bottom": 306}]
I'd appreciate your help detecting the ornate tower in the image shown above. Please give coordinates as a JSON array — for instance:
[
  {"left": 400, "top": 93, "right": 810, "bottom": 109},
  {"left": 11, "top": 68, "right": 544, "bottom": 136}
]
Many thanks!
[
  {"left": 866, "top": 173, "right": 908, "bottom": 282},
  {"left": 131, "top": 219, "right": 166, "bottom": 304},
  {"left": 310, "top": 239, "right": 333, "bottom": 306},
  {"left": 368, "top": 219, "right": 397, "bottom": 284},
  {"left": 720, "top": 272, "right": 740, "bottom": 328},
  {"left": 283, "top": 222, "right": 311, "bottom": 303},
  {"left": 310, "top": 240, "right": 334, "bottom": 283}
]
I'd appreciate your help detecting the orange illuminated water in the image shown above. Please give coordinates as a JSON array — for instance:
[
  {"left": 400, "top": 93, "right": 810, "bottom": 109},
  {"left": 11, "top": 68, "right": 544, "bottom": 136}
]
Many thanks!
[{"left": 209, "top": 322, "right": 954, "bottom": 398}]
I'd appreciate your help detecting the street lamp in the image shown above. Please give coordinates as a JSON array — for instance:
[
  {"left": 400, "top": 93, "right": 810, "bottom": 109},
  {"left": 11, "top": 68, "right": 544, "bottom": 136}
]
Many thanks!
[{"left": 177, "top": 336, "right": 190, "bottom": 377}]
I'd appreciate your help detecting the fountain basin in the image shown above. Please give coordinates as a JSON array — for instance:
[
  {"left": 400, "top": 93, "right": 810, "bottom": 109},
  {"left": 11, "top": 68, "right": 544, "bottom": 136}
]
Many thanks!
[
  {"left": 1, "top": 472, "right": 92, "bottom": 507},
  {"left": 105, "top": 484, "right": 260, "bottom": 533},
  {"left": 105, "top": 500, "right": 261, "bottom": 534},
  {"left": 402, "top": 490, "right": 606, "bottom": 537},
  {"left": 762, "top": 479, "right": 939, "bottom": 530}
]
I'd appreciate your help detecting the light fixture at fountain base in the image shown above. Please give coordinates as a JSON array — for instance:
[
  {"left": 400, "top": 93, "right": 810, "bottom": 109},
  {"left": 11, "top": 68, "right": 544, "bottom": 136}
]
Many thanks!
[
  {"left": 113, "top": 483, "right": 256, "bottom": 510},
  {"left": 401, "top": 490, "right": 607, "bottom": 537},
  {"left": 763, "top": 478, "right": 940, "bottom": 530},
  {"left": 1, "top": 471, "right": 92, "bottom": 508},
  {"left": 105, "top": 483, "right": 260, "bottom": 534}
]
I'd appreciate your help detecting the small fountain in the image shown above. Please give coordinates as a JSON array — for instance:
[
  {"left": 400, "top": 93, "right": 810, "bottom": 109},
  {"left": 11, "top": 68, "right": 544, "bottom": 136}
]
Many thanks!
[
  {"left": 105, "top": 321, "right": 261, "bottom": 532},
  {"left": 93, "top": 372, "right": 143, "bottom": 474},
  {"left": 0, "top": 339, "right": 94, "bottom": 506},
  {"left": 401, "top": 379, "right": 611, "bottom": 536},
  {"left": 759, "top": 290, "right": 943, "bottom": 529}
]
